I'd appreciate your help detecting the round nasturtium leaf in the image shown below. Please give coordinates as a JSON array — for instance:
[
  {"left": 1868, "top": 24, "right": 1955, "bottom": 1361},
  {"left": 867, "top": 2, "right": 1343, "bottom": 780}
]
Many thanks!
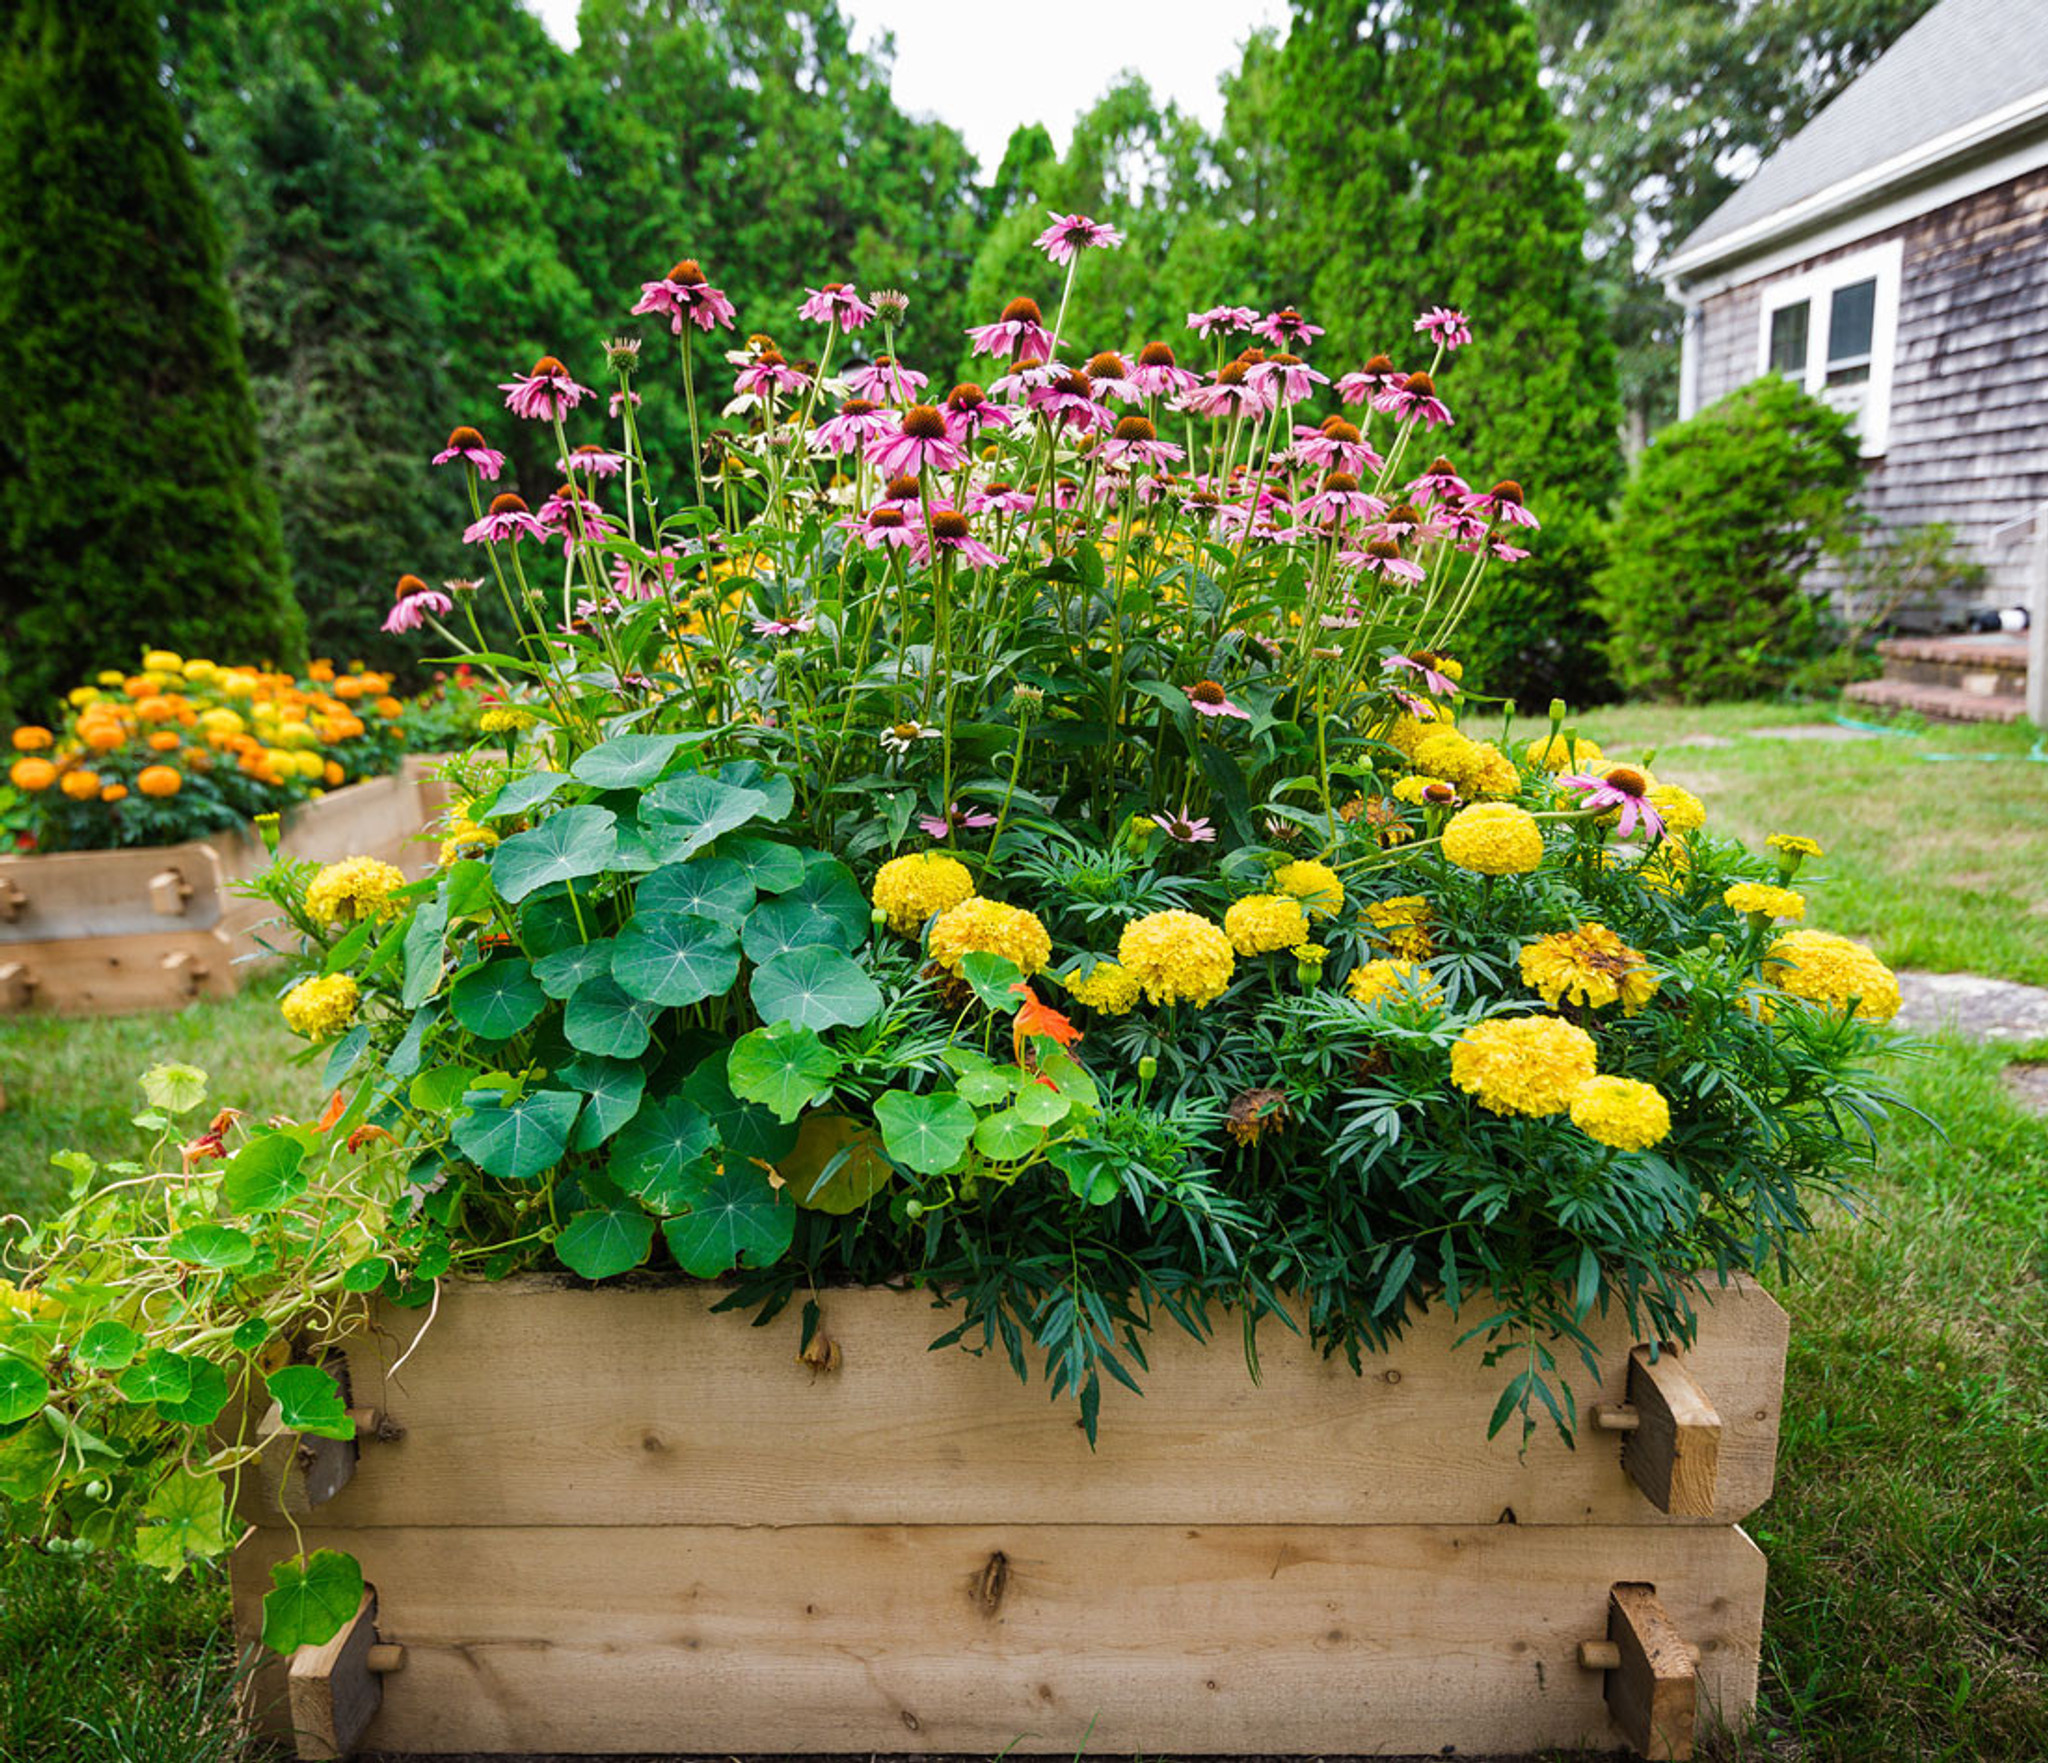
[
  {"left": 873, "top": 1089, "right": 976, "bottom": 1175},
  {"left": 73, "top": 1320, "right": 142, "bottom": 1371},
  {"left": 490, "top": 806, "right": 619, "bottom": 903},
  {"left": 554, "top": 1202, "right": 656, "bottom": 1280},
  {"left": 564, "top": 976, "right": 656, "bottom": 1059},
  {"left": 154, "top": 1356, "right": 231, "bottom": 1426},
  {"left": 166, "top": 1225, "right": 256, "bottom": 1270},
  {"left": 451, "top": 957, "right": 548, "bottom": 1041},
  {"left": 726, "top": 1023, "right": 840, "bottom": 1123},
  {"left": 0, "top": 1353, "right": 50, "bottom": 1426},
  {"left": 610, "top": 912, "right": 742, "bottom": 1009},
  {"left": 450, "top": 1089, "right": 583, "bottom": 1182},
  {"left": 220, "top": 1133, "right": 308, "bottom": 1213},
  {"left": 635, "top": 857, "right": 755, "bottom": 925},
  {"left": 261, "top": 1549, "right": 365, "bottom": 1654},
  {"left": 777, "top": 1114, "right": 893, "bottom": 1215},
  {"left": 659, "top": 1162, "right": 795, "bottom": 1278},
  {"left": 571, "top": 732, "right": 700, "bottom": 790},
  {"left": 608, "top": 1094, "right": 719, "bottom": 1215},
  {"left": 972, "top": 1107, "right": 1044, "bottom": 1163},
  {"left": 749, "top": 946, "right": 882, "bottom": 1032},
  {"left": 265, "top": 1364, "right": 353, "bottom": 1441},
  {"left": 117, "top": 1349, "right": 193, "bottom": 1407}
]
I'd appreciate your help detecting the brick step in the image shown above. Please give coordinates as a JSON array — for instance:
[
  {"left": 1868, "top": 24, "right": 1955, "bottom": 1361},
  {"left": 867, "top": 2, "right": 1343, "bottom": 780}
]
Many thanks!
[
  {"left": 1875, "top": 635, "right": 2030, "bottom": 697},
  {"left": 1843, "top": 676, "right": 2026, "bottom": 724}
]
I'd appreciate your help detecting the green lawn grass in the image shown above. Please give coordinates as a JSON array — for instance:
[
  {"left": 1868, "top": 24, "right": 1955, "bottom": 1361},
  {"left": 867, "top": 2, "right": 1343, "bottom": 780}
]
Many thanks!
[{"left": 3, "top": 711, "right": 2046, "bottom": 1761}]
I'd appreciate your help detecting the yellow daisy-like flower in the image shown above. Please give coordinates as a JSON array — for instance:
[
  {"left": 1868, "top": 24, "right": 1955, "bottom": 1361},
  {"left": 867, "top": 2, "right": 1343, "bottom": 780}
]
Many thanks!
[
  {"left": 871, "top": 851, "right": 975, "bottom": 936},
  {"left": 928, "top": 896, "right": 1052, "bottom": 978},
  {"left": 280, "top": 973, "right": 360, "bottom": 1039},
  {"left": 1117, "top": 909, "right": 1236, "bottom": 1007},
  {"left": 1569, "top": 1076, "right": 1672, "bottom": 1151},
  {"left": 1766, "top": 834, "right": 1823, "bottom": 859},
  {"left": 1520, "top": 924, "right": 1659, "bottom": 1015},
  {"left": 1345, "top": 958, "right": 1442, "bottom": 1009},
  {"left": 1365, "top": 894, "right": 1434, "bottom": 960},
  {"left": 1449, "top": 1016, "right": 1599, "bottom": 1117},
  {"left": 1441, "top": 802, "right": 1545, "bottom": 875},
  {"left": 1723, "top": 882, "right": 1805, "bottom": 922},
  {"left": 1225, "top": 892, "right": 1310, "bottom": 956},
  {"left": 1765, "top": 930, "right": 1902, "bottom": 1023},
  {"left": 439, "top": 821, "right": 501, "bottom": 865},
  {"left": 305, "top": 856, "right": 407, "bottom": 926},
  {"left": 1523, "top": 734, "right": 1604, "bottom": 774},
  {"left": 1391, "top": 774, "right": 1452, "bottom": 807},
  {"left": 1065, "top": 959, "right": 1142, "bottom": 1015},
  {"left": 1272, "top": 858, "right": 1344, "bottom": 919},
  {"left": 1649, "top": 783, "right": 1706, "bottom": 837},
  {"left": 479, "top": 706, "right": 538, "bottom": 735}
]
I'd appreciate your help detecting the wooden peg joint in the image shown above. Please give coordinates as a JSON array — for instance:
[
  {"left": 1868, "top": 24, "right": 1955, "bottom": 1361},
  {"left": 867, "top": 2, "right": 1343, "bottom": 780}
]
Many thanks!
[
  {"left": 364, "top": 1642, "right": 406, "bottom": 1674},
  {"left": 159, "top": 949, "right": 207, "bottom": 997},
  {"left": 148, "top": 867, "right": 194, "bottom": 916},
  {"left": 0, "top": 961, "right": 34, "bottom": 1011},
  {"left": 0, "top": 878, "right": 26, "bottom": 922},
  {"left": 1592, "top": 1401, "right": 1641, "bottom": 1432},
  {"left": 1600, "top": 1582, "right": 1697, "bottom": 1761},
  {"left": 288, "top": 1588, "right": 385, "bottom": 1759},
  {"left": 1618, "top": 1344, "right": 1722, "bottom": 1516}
]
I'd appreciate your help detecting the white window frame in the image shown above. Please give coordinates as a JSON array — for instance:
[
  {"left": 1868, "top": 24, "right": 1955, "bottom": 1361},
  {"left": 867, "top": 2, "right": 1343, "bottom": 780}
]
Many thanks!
[{"left": 1753, "top": 238, "right": 1904, "bottom": 457}]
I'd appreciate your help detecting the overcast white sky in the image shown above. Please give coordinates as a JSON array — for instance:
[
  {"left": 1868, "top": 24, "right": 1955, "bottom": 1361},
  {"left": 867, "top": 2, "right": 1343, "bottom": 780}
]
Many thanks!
[{"left": 528, "top": 0, "right": 1289, "bottom": 173}]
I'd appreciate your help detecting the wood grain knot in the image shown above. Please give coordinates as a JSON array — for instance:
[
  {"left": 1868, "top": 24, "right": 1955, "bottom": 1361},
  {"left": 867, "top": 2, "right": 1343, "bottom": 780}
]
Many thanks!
[{"left": 976, "top": 1550, "right": 1009, "bottom": 1614}]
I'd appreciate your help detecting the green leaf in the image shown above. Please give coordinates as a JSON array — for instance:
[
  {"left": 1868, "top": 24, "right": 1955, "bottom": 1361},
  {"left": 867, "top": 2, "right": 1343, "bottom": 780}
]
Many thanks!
[
  {"left": 973, "top": 1107, "right": 1044, "bottom": 1161},
  {"left": 0, "top": 1353, "right": 49, "bottom": 1426},
  {"left": 265, "top": 1364, "right": 353, "bottom": 1441},
  {"left": 791, "top": 853, "right": 871, "bottom": 946},
  {"left": 323, "top": 917, "right": 377, "bottom": 975},
  {"left": 1012, "top": 1083, "right": 1071, "bottom": 1128},
  {"left": 571, "top": 732, "right": 702, "bottom": 790},
  {"left": 874, "top": 1089, "right": 977, "bottom": 1175},
  {"left": 342, "top": 1258, "right": 392, "bottom": 1295},
  {"left": 749, "top": 946, "right": 882, "bottom": 1032},
  {"left": 532, "top": 939, "right": 615, "bottom": 999},
  {"left": 610, "top": 912, "right": 741, "bottom": 1008},
  {"left": 154, "top": 1356, "right": 230, "bottom": 1426},
  {"left": 401, "top": 900, "right": 450, "bottom": 1009},
  {"left": 715, "top": 761, "right": 795, "bottom": 821},
  {"left": 322, "top": 1025, "right": 370, "bottom": 1087},
  {"left": 560, "top": 1056, "right": 646, "bottom": 1151},
  {"left": 717, "top": 835, "right": 806, "bottom": 893},
  {"left": 778, "top": 1113, "right": 893, "bottom": 1214},
  {"left": 960, "top": 951, "right": 1025, "bottom": 1013},
  {"left": 451, "top": 1089, "right": 582, "bottom": 1182},
  {"left": 681, "top": 1051, "right": 799, "bottom": 1163},
  {"left": 1037, "top": 1046, "right": 1101, "bottom": 1111},
  {"left": 564, "top": 976, "right": 656, "bottom": 1059},
  {"left": 74, "top": 1321, "right": 141, "bottom": 1372},
  {"left": 450, "top": 957, "right": 547, "bottom": 1040},
  {"left": 636, "top": 858, "right": 755, "bottom": 925},
  {"left": 221, "top": 1133, "right": 307, "bottom": 1212},
  {"left": 139, "top": 1064, "right": 207, "bottom": 1116},
  {"left": 491, "top": 806, "right": 619, "bottom": 903},
  {"left": 479, "top": 770, "right": 569, "bottom": 820},
  {"left": 134, "top": 1468, "right": 228, "bottom": 1575},
  {"left": 117, "top": 1349, "right": 192, "bottom": 1406},
  {"left": 261, "top": 1549, "right": 365, "bottom": 1654},
  {"left": 232, "top": 1317, "right": 271, "bottom": 1353},
  {"left": 726, "top": 1023, "right": 840, "bottom": 1123},
  {"left": 166, "top": 1225, "right": 255, "bottom": 1270},
  {"left": 517, "top": 890, "right": 586, "bottom": 957},
  {"left": 444, "top": 857, "right": 497, "bottom": 918},
  {"left": 955, "top": 1068, "right": 1014, "bottom": 1107},
  {"left": 659, "top": 1163, "right": 795, "bottom": 1277},
  {"left": 555, "top": 1203, "right": 656, "bottom": 1279},
  {"left": 638, "top": 773, "right": 768, "bottom": 862},
  {"left": 608, "top": 1093, "right": 719, "bottom": 1213},
  {"left": 409, "top": 1064, "right": 480, "bottom": 1114}
]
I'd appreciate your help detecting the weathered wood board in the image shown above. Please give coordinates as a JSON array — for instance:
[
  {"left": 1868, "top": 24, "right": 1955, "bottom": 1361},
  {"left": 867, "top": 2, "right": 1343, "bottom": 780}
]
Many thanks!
[{"left": 277, "top": 1274, "right": 1786, "bottom": 1532}]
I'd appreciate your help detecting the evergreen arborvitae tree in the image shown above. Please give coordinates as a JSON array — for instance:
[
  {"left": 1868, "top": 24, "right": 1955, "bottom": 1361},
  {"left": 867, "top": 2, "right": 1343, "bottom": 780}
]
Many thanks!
[
  {"left": 1277, "top": 0, "right": 1624, "bottom": 705},
  {"left": 0, "top": 0, "right": 303, "bottom": 724}
]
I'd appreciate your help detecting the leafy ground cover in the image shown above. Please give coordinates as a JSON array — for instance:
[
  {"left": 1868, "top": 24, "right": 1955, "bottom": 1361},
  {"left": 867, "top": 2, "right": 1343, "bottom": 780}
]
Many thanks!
[{"left": 1, "top": 702, "right": 2045, "bottom": 1760}]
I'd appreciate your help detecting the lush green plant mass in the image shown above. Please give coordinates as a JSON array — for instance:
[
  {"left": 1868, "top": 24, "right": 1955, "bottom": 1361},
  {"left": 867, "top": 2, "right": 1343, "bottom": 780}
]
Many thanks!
[{"left": 1, "top": 240, "right": 1902, "bottom": 1662}]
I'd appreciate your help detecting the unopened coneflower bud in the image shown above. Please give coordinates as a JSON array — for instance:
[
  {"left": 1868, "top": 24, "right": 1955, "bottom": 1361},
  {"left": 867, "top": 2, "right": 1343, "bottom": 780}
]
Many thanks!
[
  {"left": 869, "top": 288, "right": 909, "bottom": 324},
  {"left": 605, "top": 336, "right": 642, "bottom": 374}
]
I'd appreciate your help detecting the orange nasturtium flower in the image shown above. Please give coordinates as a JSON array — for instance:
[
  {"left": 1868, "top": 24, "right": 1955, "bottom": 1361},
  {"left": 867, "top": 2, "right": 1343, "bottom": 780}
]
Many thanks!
[{"left": 1012, "top": 982, "right": 1082, "bottom": 1068}]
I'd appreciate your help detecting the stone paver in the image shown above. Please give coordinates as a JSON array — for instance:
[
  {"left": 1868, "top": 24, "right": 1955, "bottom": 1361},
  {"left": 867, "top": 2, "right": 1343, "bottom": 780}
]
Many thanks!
[
  {"left": 1895, "top": 970, "right": 2048, "bottom": 1042},
  {"left": 2003, "top": 1063, "right": 2048, "bottom": 1116}
]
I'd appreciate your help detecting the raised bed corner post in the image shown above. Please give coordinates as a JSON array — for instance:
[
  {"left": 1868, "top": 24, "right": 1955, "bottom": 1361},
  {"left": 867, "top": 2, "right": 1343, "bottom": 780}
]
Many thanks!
[
  {"left": 1580, "top": 1582, "right": 1699, "bottom": 1761},
  {"left": 286, "top": 1588, "right": 405, "bottom": 1761},
  {"left": 1592, "top": 1343, "right": 1725, "bottom": 1517},
  {"left": 257, "top": 1355, "right": 401, "bottom": 1517}
]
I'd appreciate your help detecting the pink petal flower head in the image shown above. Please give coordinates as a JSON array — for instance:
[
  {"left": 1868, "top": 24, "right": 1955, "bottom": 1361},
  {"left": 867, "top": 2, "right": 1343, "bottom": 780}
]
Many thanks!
[
  {"left": 844, "top": 355, "right": 929, "bottom": 403},
  {"left": 798, "top": 282, "right": 877, "bottom": 332},
  {"left": 1407, "top": 455, "right": 1471, "bottom": 502},
  {"left": 1152, "top": 810, "right": 1216, "bottom": 844},
  {"left": 1034, "top": 212, "right": 1125, "bottom": 265},
  {"left": 1186, "top": 678, "right": 1250, "bottom": 721},
  {"left": 1293, "top": 416, "right": 1383, "bottom": 476},
  {"left": 1245, "top": 352, "right": 1330, "bottom": 407},
  {"left": 942, "top": 381, "right": 1015, "bottom": 444},
  {"left": 499, "top": 354, "right": 593, "bottom": 422},
  {"left": 631, "top": 258, "right": 738, "bottom": 334},
  {"left": 1082, "top": 350, "right": 1141, "bottom": 405},
  {"left": 559, "top": 442, "right": 626, "bottom": 478},
  {"left": 1383, "top": 653, "right": 1460, "bottom": 699},
  {"left": 1027, "top": 366, "right": 1114, "bottom": 436},
  {"left": 1413, "top": 305, "right": 1472, "bottom": 349},
  {"left": 1130, "top": 340, "right": 1201, "bottom": 397},
  {"left": 1478, "top": 478, "right": 1541, "bottom": 529},
  {"left": 751, "top": 614, "right": 816, "bottom": 638},
  {"left": 431, "top": 424, "right": 507, "bottom": 479},
  {"left": 855, "top": 504, "right": 920, "bottom": 551},
  {"left": 922, "top": 508, "right": 1004, "bottom": 570},
  {"left": 1560, "top": 765, "right": 1665, "bottom": 842},
  {"left": 969, "top": 480, "right": 1036, "bottom": 516},
  {"left": 610, "top": 388, "right": 643, "bottom": 418},
  {"left": 1253, "top": 307, "right": 1325, "bottom": 350},
  {"left": 733, "top": 348, "right": 811, "bottom": 399},
  {"left": 1302, "top": 470, "right": 1387, "bottom": 527},
  {"left": 865, "top": 404, "right": 968, "bottom": 478},
  {"left": 812, "top": 396, "right": 896, "bottom": 455},
  {"left": 1097, "top": 414, "right": 1185, "bottom": 470},
  {"left": 1186, "top": 305, "right": 1259, "bottom": 341},
  {"left": 918, "top": 801, "right": 999, "bottom": 839},
  {"left": 1178, "top": 359, "right": 1270, "bottom": 420},
  {"left": 987, "top": 354, "right": 1065, "bottom": 400},
  {"left": 967, "top": 296, "right": 1056, "bottom": 363},
  {"left": 381, "top": 574, "right": 454, "bottom": 635},
  {"left": 1490, "top": 538, "right": 1531, "bottom": 562},
  {"left": 1336, "top": 354, "right": 1403, "bottom": 406},
  {"left": 1341, "top": 538, "right": 1427, "bottom": 584},
  {"left": 463, "top": 491, "right": 548, "bottom": 546},
  {"left": 612, "top": 548, "right": 681, "bottom": 600},
  {"left": 1373, "top": 370, "right": 1454, "bottom": 428}
]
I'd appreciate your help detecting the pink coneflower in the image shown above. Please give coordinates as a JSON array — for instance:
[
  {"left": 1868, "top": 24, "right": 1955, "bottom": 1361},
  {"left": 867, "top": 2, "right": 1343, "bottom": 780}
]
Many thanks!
[
  {"left": 866, "top": 405, "right": 967, "bottom": 477},
  {"left": 1153, "top": 809, "right": 1217, "bottom": 843},
  {"left": 1477, "top": 479, "right": 1541, "bottom": 529},
  {"left": 1374, "top": 371, "right": 1453, "bottom": 427},
  {"left": 1560, "top": 765, "right": 1664, "bottom": 841},
  {"left": 799, "top": 282, "right": 877, "bottom": 331},
  {"left": 1185, "top": 679, "right": 1250, "bottom": 721},
  {"left": 1384, "top": 653, "right": 1460, "bottom": 698},
  {"left": 1034, "top": 212, "right": 1124, "bottom": 264},
  {"left": 612, "top": 549, "right": 681, "bottom": 600},
  {"left": 854, "top": 504, "right": 920, "bottom": 551},
  {"left": 382, "top": 574, "right": 453, "bottom": 635},
  {"left": 1378, "top": 502, "right": 1433, "bottom": 542},
  {"left": 1129, "top": 340, "right": 1200, "bottom": 398},
  {"left": 1439, "top": 504, "right": 1492, "bottom": 547},
  {"left": 559, "top": 442, "right": 626, "bottom": 478},
  {"left": 1082, "top": 351, "right": 1140, "bottom": 404},
  {"left": 1179, "top": 360, "right": 1269, "bottom": 420},
  {"left": 1254, "top": 307, "right": 1324, "bottom": 350},
  {"left": 1407, "top": 455, "right": 1471, "bottom": 501},
  {"left": 1186, "top": 305, "right": 1259, "bottom": 341},
  {"left": 500, "top": 355, "right": 593, "bottom": 422},
  {"left": 1302, "top": 470, "right": 1387, "bottom": 525},
  {"left": 969, "top": 480, "right": 1035, "bottom": 516},
  {"left": 1097, "top": 414, "right": 1184, "bottom": 470},
  {"left": 1293, "top": 417, "right": 1381, "bottom": 475},
  {"left": 967, "top": 296, "right": 1055, "bottom": 363},
  {"left": 1490, "top": 538, "right": 1531, "bottom": 562},
  {"left": 987, "top": 354, "right": 1065, "bottom": 399},
  {"left": 751, "top": 614, "right": 816, "bottom": 638},
  {"left": 942, "top": 382, "right": 1014, "bottom": 444},
  {"left": 921, "top": 508, "right": 1003, "bottom": 570},
  {"left": 1341, "top": 539, "right": 1427, "bottom": 584},
  {"left": 919, "top": 801, "right": 999, "bottom": 839},
  {"left": 610, "top": 388, "right": 642, "bottom": 418},
  {"left": 463, "top": 492, "right": 547, "bottom": 545},
  {"left": 845, "top": 355, "right": 929, "bottom": 403},
  {"left": 632, "top": 259, "right": 737, "bottom": 334},
  {"left": 1246, "top": 352, "right": 1330, "bottom": 407},
  {"left": 536, "top": 483, "right": 619, "bottom": 554},
  {"left": 1028, "top": 367, "right": 1114, "bottom": 436},
  {"left": 733, "top": 348, "right": 810, "bottom": 399},
  {"left": 812, "top": 396, "right": 896, "bottom": 454},
  {"left": 432, "top": 424, "right": 506, "bottom": 479},
  {"left": 1336, "top": 354, "right": 1402, "bottom": 405},
  {"left": 1413, "top": 306, "right": 1472, "bottom": 349}
]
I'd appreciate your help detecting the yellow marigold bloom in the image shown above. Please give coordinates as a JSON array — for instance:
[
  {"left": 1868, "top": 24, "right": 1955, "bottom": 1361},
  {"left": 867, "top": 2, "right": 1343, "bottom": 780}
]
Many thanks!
[
  {"left": 1649, "top": 783, "right": 1706, "bottom": 836},
  {"left": 1723, "top": 882, "right": 1805, "bottom": 922},
  {"left": 871, "top": 851, "right": 975, "bottom": 936},
  {"left": 1383, "top": 713, "right": 1434, "bottom": 758},
  {"left": 1412, "top": 727, "right": 1479, "bottom": 786},
  {"left": 1365, "top": 894, "right": 1434, "bottom": 959},
  {"left": 1765, "top": 929, "right": 1902, "bottom": 1023},
  {"left": 1391, "top": 774, "right": 1450, "bottom": 807},
  {"left": 440, "top": 822, "right": 501, "bottom": 865},
  {"left": 1117, "top": 909, "right": 1235, "bottom": 1007},
  {"left": 1345, "top": 958, "right": 1442, "bottom": 1009},
  {"left": 1523, "top": 734, "right": 1604, "bottom": 773},
  {"left": 10, "top": 726, "right": 52, "bottom": 752},
  {"left": 1441, "top": 802, "right": 1545, "bottom": 875},
  {"left": 1225, "top": 892, "right": 1310, "bottom": 956},
  {"left": 479, "top": 706, "right": 538, "bottom": 734},
  {"left": 928, "top": 896, "right": 1052, "bottom": 978},
  {"left": 1065, "top": 959, "right": 1142, "bottom": 1015},
  {"left": 305, "top": 856, "right": 408, "bottom": 926},
  {"left": 100, "top": 783, "right": 128, "bottom": 802},
  {"left": 1272, "top": 858, "right": 1344, "bottom": 919},
  {"left": 1465, "top": 742, "right": 1519, "bottom": 798},
  {"left": 1631, "top": 837, "right": 1692, "bottom": 897},
  {"left": 1450, "top": 1016, "right": 1598, "bottom": 1117},
  {"left": 142, "top": 650, "right": 183, "bottom": 673},
  {"left": 136, "top": 764, "right": 182, "bottom": 798},
  {"left": 1520, "top": 924, "right": 1658, "bottom": 1015},
  {"left": 280, "top": 973, "right": 360, "bottom": 1039},
  {"left": 1766, "top": 833, "right": 1823, "bottom": 859},
  {"left": 1570, "top": 1076, "right": 1672, "bottom": 1151}
]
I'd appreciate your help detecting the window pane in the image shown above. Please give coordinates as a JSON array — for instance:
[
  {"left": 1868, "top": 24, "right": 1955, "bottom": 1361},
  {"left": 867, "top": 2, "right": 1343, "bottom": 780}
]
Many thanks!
[
  {"left": 1768, "top": 300, "right": 1809, "bottom": 375},
  {"left": 1825, "top": 361, "right": 1871, "bottom": 388},
  {"left": 1828, "top": 279, "right": 1876, "bottom": 364}
]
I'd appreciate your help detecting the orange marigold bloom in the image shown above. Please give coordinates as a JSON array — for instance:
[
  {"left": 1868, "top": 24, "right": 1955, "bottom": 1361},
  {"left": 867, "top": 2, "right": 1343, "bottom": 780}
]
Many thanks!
[
  {"left": 137, "top": 765, "right": 183, "bottom": 798},
  {"left": 9, "top": 757, "right": 57, "bottom": 791},
  {"left": 60, "top": 768, "right": 101, "bottom": 800},
  {"left": 100, "top": 783, "right": 129, "bottom": 802},
  {"left": 148, "top": 730, "right": 181, "bottom": 751}
]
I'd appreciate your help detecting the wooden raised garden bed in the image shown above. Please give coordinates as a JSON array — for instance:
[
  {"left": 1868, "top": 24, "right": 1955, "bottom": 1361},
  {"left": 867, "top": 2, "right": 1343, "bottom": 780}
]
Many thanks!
[
  {"left": 0, "top": 757, "right": 451, "bottom": 1016},
  {"left": 233, "top": 1273, "right": 1789, "bottom": 1761}
]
